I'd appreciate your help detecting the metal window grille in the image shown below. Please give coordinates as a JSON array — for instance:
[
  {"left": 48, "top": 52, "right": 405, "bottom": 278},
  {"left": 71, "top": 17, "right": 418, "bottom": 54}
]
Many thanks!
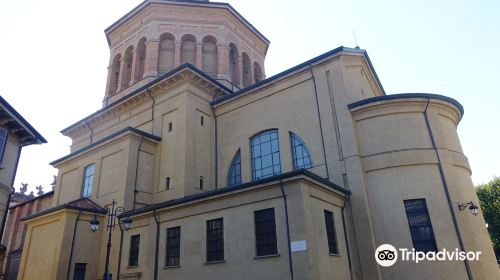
[
  {"left": 404, "top": 199, "right": 437, "bottom": 252},
  {"left": 206, "top": 218, "right": 224, "bottom": 262},
  {"left": 251, "top": 130, "right": 281, "bottom": 180},
  {"left": 129, "top": 234, "right": 140, "bottom": 267},
  {"left": 227, "top": 151, "right": 241, "bottom": 187},
  {"left": 254, "top": 208, "right": 278, "bottom": 256},
  {"left": 290, "top": 132, "right": 313, "bottom": 170},
  {"left": 324, "top": 210, "right": 339, "bottom": 255},
  {"left": 73, "top": 263, "right": 86, "bottom": 280},
  {"left": 166, "top": 227, "right": 181, "bottom": 267}
]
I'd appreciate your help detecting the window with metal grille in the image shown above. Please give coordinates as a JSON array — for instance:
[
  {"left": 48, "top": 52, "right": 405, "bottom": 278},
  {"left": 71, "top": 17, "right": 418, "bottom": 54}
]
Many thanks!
[
  {"left": 251, "top": 130, "right": 281, "bottom": 180},
  {"left": 129, "top": 234, "right": 140, "bottom": 267},
  {"left": 324, "top": 210, "right": 339, "bottom": 255},
  {"left": 227, "top": 151, "right": 241, "bottom": 187},
  {"left": 404, "top": 199, "right": 437, "bottom": 252},
  {"left": 290, "top": 132, "right": 313, "bottom": 170},
  {"left": 254, "top": 208, "right": 278, "bottom": 256},
  {"left": 206, "top": 218, "right": 224, "bottom": 262},
  {"left": 73, "top": 263, "right": 86, "bottom": 280},
  {"left": 166, "top": 227, "right": 181, "bottom": 267},
  {"left": 0, "top": 128, "right": 7, "bottom": 164},
  {"left": 81, "top": 164, "right": 95, "bottom": 197}
]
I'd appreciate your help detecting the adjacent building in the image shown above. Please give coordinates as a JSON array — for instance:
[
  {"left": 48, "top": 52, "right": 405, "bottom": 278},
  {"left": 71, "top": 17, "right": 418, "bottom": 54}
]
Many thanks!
[
  {"left": 17, "top": 1, "right": 499, "bottom": 279},
  {"left": 0, "top": 96, "right": 47, "bottom": 273}
]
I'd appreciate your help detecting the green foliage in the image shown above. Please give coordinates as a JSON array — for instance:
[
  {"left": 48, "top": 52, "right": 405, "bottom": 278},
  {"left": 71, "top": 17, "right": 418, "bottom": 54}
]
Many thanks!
[{"left": 476, "top": 177, "right": 500, "bottom": 259}]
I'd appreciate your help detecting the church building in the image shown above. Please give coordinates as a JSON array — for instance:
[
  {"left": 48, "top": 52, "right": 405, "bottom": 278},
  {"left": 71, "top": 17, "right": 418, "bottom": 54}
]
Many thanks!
[{"left": 17, "top": 0, "right": 499, "bottom": 279}]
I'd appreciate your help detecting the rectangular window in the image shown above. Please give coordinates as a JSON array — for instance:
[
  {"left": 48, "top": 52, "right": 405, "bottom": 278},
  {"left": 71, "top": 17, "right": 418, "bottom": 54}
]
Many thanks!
[
  {"left": 168, "top": 122, "right": 173, "bottom": 132},
  {"left": 166, "top": 177, "right": 170, "bottom": 190},
  {"left": 166, "top": 227, "right": 181, "bottom": 267},
  {"left": 129, "top": 234, "right": 140, "bottom": 267},
  {"left": 324, "top": 210, "right": 339, "bottom": 255},
  {"left": 206, "top": 218, "right": 224, "bottom": 262},
  {"left": 201, "top": 116, "right": 204, "bottom": 126},
  {"left": 73, "top": 263, "right": 86, "bottom": 280},
  {"left": 0, "top": 129, "right": 7, "bottom": 164},
  {"left": 254, "top": 208, "right": 278, "bottom": 256},
  {"left": 199, "top": 178, "right": 204, "bottom": 190},
  {"left": 404, "top": 199, "right": 437, "bottom": 252}
]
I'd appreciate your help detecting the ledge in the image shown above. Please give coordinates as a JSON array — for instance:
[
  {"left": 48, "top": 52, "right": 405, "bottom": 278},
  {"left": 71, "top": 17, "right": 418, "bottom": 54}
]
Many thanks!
[
  {"left": 254, "top": 254, "right": 280, "bottom": 260},
  {"left": 163, "top": 265, "right": 181, "bottom": 269},
  {"left": 205, "top": 260, "right": 226, "bottom": 265}
]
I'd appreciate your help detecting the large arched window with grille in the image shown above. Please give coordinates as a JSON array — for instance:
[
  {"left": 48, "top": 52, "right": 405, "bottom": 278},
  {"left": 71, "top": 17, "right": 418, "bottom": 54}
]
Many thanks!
[
  {"left": 251, "top": 130, "right": 281, "bottom": 180},
  {"left": 227, "top": 150, "right": 241, "bottom": 187},
  {"left": 290, "top": 132, "right": 313, "bottom": 170},
  {"left": 82, "top": 164, "right": 95, "bottom": 197}
]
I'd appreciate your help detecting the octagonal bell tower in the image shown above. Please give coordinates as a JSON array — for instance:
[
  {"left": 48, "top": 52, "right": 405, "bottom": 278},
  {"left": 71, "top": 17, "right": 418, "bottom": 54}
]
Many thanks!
[{"left": 103, "top": 0, "right": 270, "bottom": 106}]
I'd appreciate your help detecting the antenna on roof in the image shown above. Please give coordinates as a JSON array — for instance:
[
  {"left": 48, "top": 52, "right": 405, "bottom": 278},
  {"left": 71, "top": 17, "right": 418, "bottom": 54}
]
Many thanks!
[{"left": 352, "top": 30, "right": 360, "bottom": 49}]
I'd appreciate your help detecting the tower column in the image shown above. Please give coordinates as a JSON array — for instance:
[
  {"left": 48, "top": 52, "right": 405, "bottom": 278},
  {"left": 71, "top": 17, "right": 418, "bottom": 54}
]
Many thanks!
[
  {"left": 250, "top": 63, "right": 255, "bottom": 84},
  {"left": 129, "top": 50, "right": 138, "bottom": 85},
  {"left": 217, "top": 44, "right": 230, "bottom": 81},
  {"left": 196, "top": 42, "right": 203, "bottom": 69},
  {"left": 174, "top": 41, "right": 182, "bottom": 67},
  {"left": 238, "top": 56, "right": 244, "bottom": 88},
  {"left": 116, "top": 57, "right": 127, "bottom": 92},
  {"left": 144, "top": 39, "right": 159, "bottom": 78}
]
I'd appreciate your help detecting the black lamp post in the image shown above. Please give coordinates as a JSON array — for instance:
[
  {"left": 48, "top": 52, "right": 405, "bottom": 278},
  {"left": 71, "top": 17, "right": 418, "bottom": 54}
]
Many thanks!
[
  {"left": 89, "top": 200, "right": 132, "bottom": 280},
  {"left": 458, "top": 201, "right": 479, "bottom": 216}
]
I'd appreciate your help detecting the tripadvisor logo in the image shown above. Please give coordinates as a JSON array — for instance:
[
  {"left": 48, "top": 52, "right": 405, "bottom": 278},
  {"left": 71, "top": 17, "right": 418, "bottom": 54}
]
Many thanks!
[{"left": 375, "top": 244, "right": 481, "bottom": 267}]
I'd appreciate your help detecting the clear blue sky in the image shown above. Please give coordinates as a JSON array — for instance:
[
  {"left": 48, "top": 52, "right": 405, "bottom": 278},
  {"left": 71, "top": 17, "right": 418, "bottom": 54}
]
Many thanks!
[{"left": 0, "top": 0, "right": 498, "bottom": 193}]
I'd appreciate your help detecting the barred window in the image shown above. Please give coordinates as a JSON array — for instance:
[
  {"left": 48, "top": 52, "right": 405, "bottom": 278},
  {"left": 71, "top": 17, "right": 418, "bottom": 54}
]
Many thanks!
[
  {"left": 404, "top": 199, "right": 437, "bottom": 252},
  {"left": 206, "top": 218, "right": 224, "bottom": 262},
  {"left": 227, "top": 151, "right": 241, "bottom": 187},
  {"left": 251, "top": 130, "right": 281, "bottom": 180},
  {"left": 254, "top": 208, "right": 278, "bottom": 256},
  {"left": 290, "top": 132, "right": 313, "bottom": 170},
  {"left": 324, "top": 210, "right": 339, "bottom": 255},
  {"left": 166, "top": 227, "right": 181, "bottom": 267},
  {"left": 81, "top": 164, "right": 95, "bottom": 197},
  {"left": 129, "top": 235, "right": 140, "bottom": 267}
]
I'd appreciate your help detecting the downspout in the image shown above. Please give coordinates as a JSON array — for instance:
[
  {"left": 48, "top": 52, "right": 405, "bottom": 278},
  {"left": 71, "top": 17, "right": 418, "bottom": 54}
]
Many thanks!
[
  {"left": 153, "top": 210, "right": 160, "bottom": 280},
  {"left": 423, "top": 98, "right": 472, "bottom": 280},
  {"left": 279, "top": 179, "right": 294, "bottom": 280},
  {"left": 0, "top": 145, "right": 22, "bottom": 243},
  {"left": 66, "top": 211, "right": 82, "bottom": 280},
  {"left": 340, "top": 193, "right": 353, "bottom": 280},
  {"left": 146, "top": 88, "right": 155, "bottom": 135},
  {"left": 132, "top": 136, "right": 145, "bottom": 210},
  {"left": 84, "top": 120, "right": 94, "bottom": 144},
  {"left": 117, "top": 217, "right": 124, "bottom": 280},
  {"left": 309, "top": 65, "right": 330, "bottom": 179},
  {"left": 211, "top": 95, "right": 219, "bottom": 188}
]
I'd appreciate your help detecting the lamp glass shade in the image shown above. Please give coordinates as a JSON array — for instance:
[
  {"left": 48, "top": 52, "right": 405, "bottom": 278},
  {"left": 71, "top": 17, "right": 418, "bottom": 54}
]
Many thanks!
[
  {"left": 469, "top": 204, "right": 479, "bottom": 216},
  {"left": 90, "top": 216, "right": 100, "bottom": 232},
  {"left": 122, "top": 216, "right": 133, "bottom": 231}
]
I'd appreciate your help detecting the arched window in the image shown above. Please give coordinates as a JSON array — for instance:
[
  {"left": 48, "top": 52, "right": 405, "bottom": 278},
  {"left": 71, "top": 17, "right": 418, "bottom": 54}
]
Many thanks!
[
  {"left": 242, "top": 53, "right": 252, "bottom": 87},
  {"left": 109, "top": 54, "right": 121, "bottom": 96},
  {"left": 227, "top": 150, "right": 241, "bottom": 187},
  {"left": 229, "top": 43, "right": 240, "bottom": 86},
  {"left": 158, "top": 33, "right": 175, "bottom": 74},
  {"left": 290, "top": 132, "right": 313, "bottom": 170},
  {"left": 121, "top": 46, "right": 134, "bottom": 89},
  {"left": 82, "top": 164, "right": 95, "bottom": 197},
  {"left": 181, "top": 34, "right": 196, "bottom": 65},
  {"left": 135, "top": 37, "right": 147, "bottom": 81},
  {"left": 254, "top": 62, "right": 263, "bottom": 83},
  {"left": 202, "top": 36, "right": 218, "bottom": 78},
  {"left": 251, "top": 130, "right": 281, "bottom": 180}
]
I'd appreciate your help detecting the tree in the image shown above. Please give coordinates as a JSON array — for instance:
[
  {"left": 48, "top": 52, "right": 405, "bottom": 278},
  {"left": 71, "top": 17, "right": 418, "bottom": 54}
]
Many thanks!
[{"left": 476, "top": 177, "right": 500, "bottom": 259}]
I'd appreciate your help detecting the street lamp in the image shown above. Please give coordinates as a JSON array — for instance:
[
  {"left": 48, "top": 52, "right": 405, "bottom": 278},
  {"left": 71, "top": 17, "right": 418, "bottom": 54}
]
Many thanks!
[
  {"left": 458, "top": 201, "right": 479, "bottom": 216},
  {"left": 89, "top": 200, "right": 132, "bottom": 280}
]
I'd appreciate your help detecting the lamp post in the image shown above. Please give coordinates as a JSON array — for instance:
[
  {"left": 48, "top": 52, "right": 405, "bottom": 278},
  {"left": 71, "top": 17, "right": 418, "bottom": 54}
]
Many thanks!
[
  {"left": 458, "top": 201, "right": 479, "bottom": 216},
  {"left": 89, "top": 200, "right": 132, "bottom": 280}
]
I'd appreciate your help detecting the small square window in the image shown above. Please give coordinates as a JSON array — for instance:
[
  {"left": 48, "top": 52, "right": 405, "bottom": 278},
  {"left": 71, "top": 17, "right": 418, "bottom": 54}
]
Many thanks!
[
  {"left": 166, "top": 177, "right": 170, "bottom": 190},
  {"left": 201, "top": 116, "right": 204, "bottom": 126},
  {"left": 200, "top": 178, "right": 204, "bottom": 190},
  {"left": 168, "top": 122, "right": 173, "bottom": 132}
]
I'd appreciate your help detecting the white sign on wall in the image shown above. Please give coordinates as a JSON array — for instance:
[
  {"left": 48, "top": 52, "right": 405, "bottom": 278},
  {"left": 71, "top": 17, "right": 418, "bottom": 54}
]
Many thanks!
[{"left": 291, "top": 240, "right": 307, "bottom": 252}]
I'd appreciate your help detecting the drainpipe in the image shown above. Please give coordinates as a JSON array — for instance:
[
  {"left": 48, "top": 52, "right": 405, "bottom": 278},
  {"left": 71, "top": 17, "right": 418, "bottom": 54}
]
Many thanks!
[
  {"left": 132, "top": 136, "right": 145, "bottom": 210},
  {"left": 340, "top": 193, "right": 353, "bottom": 280},
  {"left": 308, "top": 65, "right": 329, "bottom": 179},
  {"left": 423, "top": 98, "right": 472, "bottom": 279},
  {"left": 117, "top": 218, "right": 124, "bottom": 280},
  {"left": 279, "top": 179, "right": 294, "bottom": 280},
  {"left": 210, "top": 98, "right": 218, "bottom": 188},
  {"left": 153, "top": 210, "right": 160, "bottom": 280},
  {"left": 66, "top": 211, "right": 82, "bottom": 280}
]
